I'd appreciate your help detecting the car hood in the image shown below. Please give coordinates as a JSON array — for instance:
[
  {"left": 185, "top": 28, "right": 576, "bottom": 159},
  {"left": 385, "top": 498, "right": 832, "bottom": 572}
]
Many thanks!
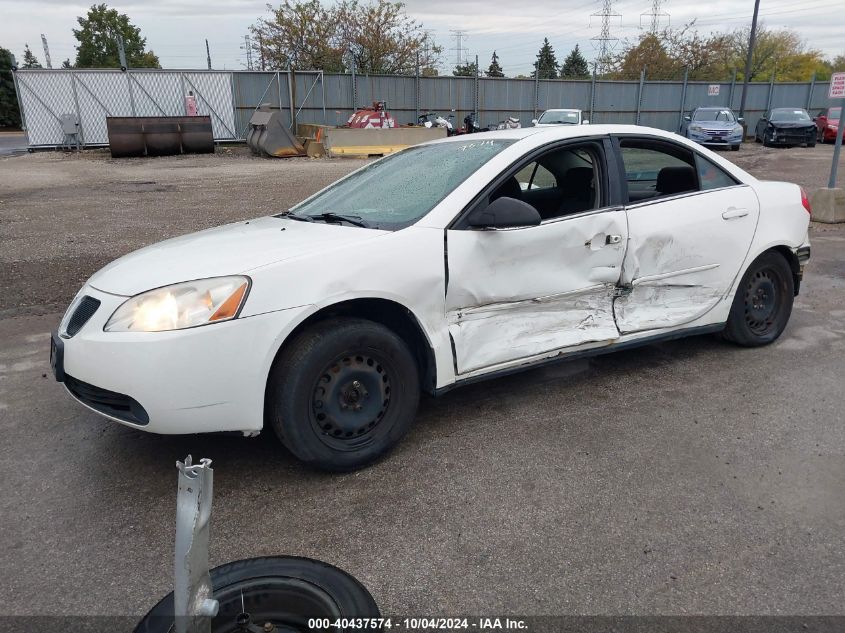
[
  {"left": 88, "top": 216, "right": 388, "bottom": 296},
  {"left": 769, "top": 121, "right": 814, "bottom": 128},
  {"left": 691, "top": 120, "right": 738, "bottom": 129}
]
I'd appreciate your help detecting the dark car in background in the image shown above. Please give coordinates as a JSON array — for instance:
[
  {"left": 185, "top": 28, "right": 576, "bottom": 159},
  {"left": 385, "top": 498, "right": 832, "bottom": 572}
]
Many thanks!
[
  {"left": 755, "top": 108, "right": 816, "bottom": 147},
  {"left": 814, "top": 106, "right": 841, "bottom": 144},
  {"left": 681, "top": 107, "right": 744, "bottom": 151}
]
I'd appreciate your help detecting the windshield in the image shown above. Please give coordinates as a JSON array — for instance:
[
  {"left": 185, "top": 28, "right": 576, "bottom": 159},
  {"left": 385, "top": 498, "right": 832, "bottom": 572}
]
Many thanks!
[
  {"left": 771, "top": 109, "right": 811, "bottom": 122},
  {"left": 286, "top": 139, "right": 514, "bottom": 230},
  {"left": 693, "top": 109, "right": 735, "bottom": 123},
  {"left": 538, "top": 110, "right": 580, "bottom": 125}
]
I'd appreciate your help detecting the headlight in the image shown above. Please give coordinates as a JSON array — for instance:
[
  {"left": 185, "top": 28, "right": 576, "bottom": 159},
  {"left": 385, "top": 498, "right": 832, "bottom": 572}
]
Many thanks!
[
  {"left": 689, "top": 125, "right": 703, "bottom": 132},
  {"left": 732, "top": 125, "right": 743, "bottom": 134},
  {"left": 104, "top": 276, "right": 250, "bottom": 332}
]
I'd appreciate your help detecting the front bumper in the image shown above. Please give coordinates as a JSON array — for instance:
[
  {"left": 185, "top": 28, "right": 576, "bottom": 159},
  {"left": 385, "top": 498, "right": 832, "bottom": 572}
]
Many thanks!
[
  {"left": 688, "top": 131, "right": 742, "bottom": 147},
  {"left": 54, "top": 285, "right": 311, "bottom": 435}
]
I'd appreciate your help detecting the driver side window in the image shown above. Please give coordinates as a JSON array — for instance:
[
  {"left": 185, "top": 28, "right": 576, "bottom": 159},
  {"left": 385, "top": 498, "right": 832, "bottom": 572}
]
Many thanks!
[{"left": 489, "top": 143, "right": 604, "bottom": 222}]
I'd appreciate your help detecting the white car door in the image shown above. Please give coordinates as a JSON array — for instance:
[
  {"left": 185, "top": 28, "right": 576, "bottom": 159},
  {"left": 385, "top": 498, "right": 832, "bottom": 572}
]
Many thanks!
[
  {"left": 613, "top": 136, "right": 760, "bottom": 334},
  {"left": 445, "top": 139, "right": 627, "bottom": 376}
]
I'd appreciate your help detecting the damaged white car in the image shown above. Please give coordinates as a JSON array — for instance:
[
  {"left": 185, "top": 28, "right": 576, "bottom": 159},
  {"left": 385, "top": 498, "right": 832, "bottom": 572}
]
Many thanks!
[{"left": 51, "top": 125, "right": 812, "bottom": 471}]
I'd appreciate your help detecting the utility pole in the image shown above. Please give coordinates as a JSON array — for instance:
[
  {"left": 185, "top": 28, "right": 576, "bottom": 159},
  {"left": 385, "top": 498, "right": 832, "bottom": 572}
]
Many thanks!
[
  {"left": 241, "top": 35, "right": 253, "bottom": 70},
  {"left": 450, "top": 30, "right": 468, "bottom": 66},
  {"left": 40, "top": 34, "right": 52, "bottom": 69},
  {"left": 116, "top": 34, "right": 128, "bottom": 69},
  {"left": 205, "top": 39, "right": 211, "bottom": 70},
  {"left": 641, "top": 0, "right": 670, "bottom": 33},
  {"left": 591, "top": 1, "right": 621, "bottom": 76},
  {"left": 738, "top": 0, "right": 761, "bottom": 120}
]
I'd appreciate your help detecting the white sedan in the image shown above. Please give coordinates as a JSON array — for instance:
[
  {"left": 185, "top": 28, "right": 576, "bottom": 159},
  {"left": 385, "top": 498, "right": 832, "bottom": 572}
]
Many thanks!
[
  {"left": 533, "top": 109, "right": 587, "bottom": 126},
  {"left": 51, "top": 125, "right": 812, "bottom": 471}
]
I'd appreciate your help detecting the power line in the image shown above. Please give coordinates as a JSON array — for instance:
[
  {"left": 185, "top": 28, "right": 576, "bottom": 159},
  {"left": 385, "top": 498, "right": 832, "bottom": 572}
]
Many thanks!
[
  {"left": 641, "top": 0, "right": 670, "bottom": 33},
  {"left": 591, "top": 0, "right": 621, "bottom": 75},
  {"left": 450, "top": 29, "right": 468, "bottom": 66}
]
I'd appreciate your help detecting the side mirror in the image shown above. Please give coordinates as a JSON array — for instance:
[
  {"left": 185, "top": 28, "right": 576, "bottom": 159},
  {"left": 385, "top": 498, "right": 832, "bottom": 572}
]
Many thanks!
[
  {"left": 737, "top": 117, "right": 745, "bottom": 124},
  {"left": 582, "top": 119, "right": 589, "bottom": 125},
  {"left": 684, "top": 115, "right": 691, "bottom": 121},
  {"left": 531, "top": 119, "right": 538, "bottom": 125},
  {"left": 468, "top": 197, "right": 541, "bottom": 229}
]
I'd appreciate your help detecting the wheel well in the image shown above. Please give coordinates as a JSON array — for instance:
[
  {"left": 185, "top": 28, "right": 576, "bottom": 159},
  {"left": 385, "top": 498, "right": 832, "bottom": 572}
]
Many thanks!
[
  {"left": 271, "top": 298, "right": 437, "bottom": 395},
  {"left": 768, "top": 245, "right": 801, "bottom": 296}
]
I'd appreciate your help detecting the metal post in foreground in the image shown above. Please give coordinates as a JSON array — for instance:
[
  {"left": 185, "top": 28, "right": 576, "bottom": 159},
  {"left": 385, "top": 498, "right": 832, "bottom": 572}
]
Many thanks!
[
  {"left": 738, "top": 0, "right": 761, "bottom": 120},
  {"left": 174, "top": 455, "right": 218, "bottom": 633},
  {"left": 829, "top": 98, "right": 844, "bottom": 189}
]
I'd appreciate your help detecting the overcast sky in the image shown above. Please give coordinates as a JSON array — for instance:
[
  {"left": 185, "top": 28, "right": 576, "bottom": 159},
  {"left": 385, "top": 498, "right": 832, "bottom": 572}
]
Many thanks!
[{"left": 1, "top": 0, "right": 841, "bottom": 75}]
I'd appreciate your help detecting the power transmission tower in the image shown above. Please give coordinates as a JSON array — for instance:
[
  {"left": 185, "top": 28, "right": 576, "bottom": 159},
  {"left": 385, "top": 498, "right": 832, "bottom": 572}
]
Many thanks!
[
  {"left": 450, "top": 30, "right": 468, "bottom": 66},
  {"left": 641, "top": 0, "right": 670, "bottom": 33},
  {"left": 591, "top": 0, "right": 621, "bottom": 75},
  {"left": 40, "top": 34, "right": 52, "bottom": 69},
  {"left": 241, "top": 34, "right": 254, "bottom": 70}
]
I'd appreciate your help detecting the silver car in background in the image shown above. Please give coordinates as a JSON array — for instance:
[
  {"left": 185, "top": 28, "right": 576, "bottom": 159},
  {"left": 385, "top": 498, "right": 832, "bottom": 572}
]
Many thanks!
[
  {"left": 681, "top": 107, "right": 745, "bottom": 151},
  {"left": 532, "top": 109, "right": 587, "bottom": 126}
]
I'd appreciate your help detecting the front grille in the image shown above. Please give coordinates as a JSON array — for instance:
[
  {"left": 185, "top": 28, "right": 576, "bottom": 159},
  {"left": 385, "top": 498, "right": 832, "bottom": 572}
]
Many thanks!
[
  {"left": 65, "top": 296, "right": 101, "bottom": 337},
  {"left": 65, "top": 374, "right": 149, "bottom": 425}
]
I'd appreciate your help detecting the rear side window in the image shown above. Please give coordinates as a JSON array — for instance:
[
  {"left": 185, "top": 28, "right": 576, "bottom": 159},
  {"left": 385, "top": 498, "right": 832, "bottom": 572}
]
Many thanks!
[
  {"left": 618, "top": 139, "right": 698, "bottom": 203},
  {"left": 695, "top": 154, "right": 738, "bottom": 191}
]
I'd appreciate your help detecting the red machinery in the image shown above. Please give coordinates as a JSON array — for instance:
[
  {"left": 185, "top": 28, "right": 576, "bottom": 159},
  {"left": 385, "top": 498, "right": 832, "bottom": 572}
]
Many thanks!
[{"left": 346, "top": 101, "right": 396, "bottom": 129}]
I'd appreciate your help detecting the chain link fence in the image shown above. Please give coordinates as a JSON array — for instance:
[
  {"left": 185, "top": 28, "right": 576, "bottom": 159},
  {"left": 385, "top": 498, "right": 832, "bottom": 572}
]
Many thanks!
[{"left": 13, "top": 68, "right": 840, "bottom": 148}]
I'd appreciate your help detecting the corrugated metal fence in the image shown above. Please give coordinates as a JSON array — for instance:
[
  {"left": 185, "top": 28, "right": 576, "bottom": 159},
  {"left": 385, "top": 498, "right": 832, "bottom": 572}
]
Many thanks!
[{"left": 13, "top": 68, "right": 839, "bottom": 148}]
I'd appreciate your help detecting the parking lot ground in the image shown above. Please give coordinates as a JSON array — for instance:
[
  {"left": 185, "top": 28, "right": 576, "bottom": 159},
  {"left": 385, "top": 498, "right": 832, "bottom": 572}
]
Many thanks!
[{"left": 0, "top": 141, "right": 844, "bottom": 618}]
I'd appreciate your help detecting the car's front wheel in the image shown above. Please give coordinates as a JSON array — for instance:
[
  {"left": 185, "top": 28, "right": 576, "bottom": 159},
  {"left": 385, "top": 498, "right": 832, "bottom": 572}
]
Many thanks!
[
  {"left": 268, "top": 317, "right": 420, "bottom": 471},
  {"left": 723, "top": 251, "right": 794, "bottom": 347}
]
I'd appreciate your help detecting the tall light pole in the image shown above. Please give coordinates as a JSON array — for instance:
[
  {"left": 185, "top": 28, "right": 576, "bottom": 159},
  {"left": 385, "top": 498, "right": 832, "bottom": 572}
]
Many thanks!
[{"left": 738, "top": 0, "right": 761, "bottom": 120}]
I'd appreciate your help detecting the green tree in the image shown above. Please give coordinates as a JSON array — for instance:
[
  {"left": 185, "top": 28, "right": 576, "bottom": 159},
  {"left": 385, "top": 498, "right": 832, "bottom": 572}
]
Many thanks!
[
  {"left": 61, "top": 59, "right": 73, "bottom": 69},
  {"left": 452, "top": 60, "right": 478, "bottom": 77},
  {"left": 73, "top": 4, "right": 160, "bottom": 68},
  {"left": 532, "top": 38, "right": 558, "bottom": 79},
  {"left": 21, "top": 44, "right": 42, "bottom": 68},
  {"left": 560, "top": 44, "right": 589, "bottom": 78},
  {"left": 251, "top": 0, "right": 441, "bottom": 74},
  {"left": 0, "top": 47, "right": 21, "bottom": 128},
  {"left": 485, "top": 51, "right": 504, "bottom": 77}
]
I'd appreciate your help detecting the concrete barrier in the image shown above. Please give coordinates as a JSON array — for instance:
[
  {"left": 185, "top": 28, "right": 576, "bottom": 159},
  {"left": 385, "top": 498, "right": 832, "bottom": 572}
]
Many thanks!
[{"left": 321, "top": 127, "right": 447, "bottom": 157}]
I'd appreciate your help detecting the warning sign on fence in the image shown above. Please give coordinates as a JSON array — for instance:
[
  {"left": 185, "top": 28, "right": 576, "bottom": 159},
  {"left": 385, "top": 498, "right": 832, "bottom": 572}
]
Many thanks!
[
  {"left": 830, "top": 72, "right": 845, "bottom": 99},
  {"left": 708, "top": 85, "right": 720, "bottom": 96}
]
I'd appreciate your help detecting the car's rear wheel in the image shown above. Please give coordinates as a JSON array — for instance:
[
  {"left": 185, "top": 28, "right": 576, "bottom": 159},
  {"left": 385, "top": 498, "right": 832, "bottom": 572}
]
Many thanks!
[
  {"left": 731, "top": 144, "right": 740, "bottom": 151},
  {"left": 134, "top": 556, "right": 380, "bottom": 633},
  {"left": 762, "top": 130, "right": 773, "bottom": 147},
  {"left": 723, "top": 251, "right": 794, "bottom": 347},
  {"left": 268, "top": 317, "right": 420, "bottom": 471}
]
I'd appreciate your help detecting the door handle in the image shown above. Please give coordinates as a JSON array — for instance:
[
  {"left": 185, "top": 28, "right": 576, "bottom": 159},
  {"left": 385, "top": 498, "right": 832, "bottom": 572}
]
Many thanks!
[
  {"left": 722, "top": 207, "right": 749, "bottom": 220},
  {"left": 606, "top": 234, "right": 622, "bottom": 245},
  {"left": 585, "top": 234, "right": 623, "bottom": 250}
]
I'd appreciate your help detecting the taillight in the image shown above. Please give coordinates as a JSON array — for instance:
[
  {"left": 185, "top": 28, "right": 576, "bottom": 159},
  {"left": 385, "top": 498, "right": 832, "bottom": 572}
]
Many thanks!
[{"left": 800, "top": 187, "right": 812, "bottom": 216}]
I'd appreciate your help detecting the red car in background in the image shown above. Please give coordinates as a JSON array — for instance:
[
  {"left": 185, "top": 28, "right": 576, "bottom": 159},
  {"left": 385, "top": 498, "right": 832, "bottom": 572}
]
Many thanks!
[{"left": 815, "top": 107, "right": 841, "bottom": 143}]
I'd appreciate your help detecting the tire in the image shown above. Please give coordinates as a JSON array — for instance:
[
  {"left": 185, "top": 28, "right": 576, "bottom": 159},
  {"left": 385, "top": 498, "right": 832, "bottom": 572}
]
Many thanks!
[
  {"left": 754, "top": 131, "right": 762, "bottom": 143},
  {"left": 807, "top": 141, "right": 816, "bottom": 148},
  {"left": 762, "top": 131, "right": 773, "bottom": 147},
  {"left": 723, "top": 251, "right": 794, "bottom": 347},
  {"left": 268, "top": 318, "right": 420, "bottom": 471},
  {"left": 135, "top": 556, "right": 380, "bottom": 633},
  {"left": 731, "top": 144, "right": 741, "bottom": 151}
]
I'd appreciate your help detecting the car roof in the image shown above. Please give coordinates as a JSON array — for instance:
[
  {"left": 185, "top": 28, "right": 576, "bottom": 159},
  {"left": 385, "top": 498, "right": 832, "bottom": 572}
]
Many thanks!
[
  {"left": 695, "top": 107, "right": 732, "bottom": 111},
  {"left": 542, "top": 108, "right": 581, "bottom": 112},
  {"left": 771, "top": 107, "right": 807, "bottom": 112},
  {"left": 428, "top": 124, "right": 689, "bottom": 145}
]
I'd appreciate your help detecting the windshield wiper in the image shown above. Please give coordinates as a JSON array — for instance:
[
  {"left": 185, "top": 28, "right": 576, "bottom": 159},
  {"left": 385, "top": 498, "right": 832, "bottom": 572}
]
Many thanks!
[
  {"left": 282, "top": 212, "right": 314, "bottom": 222},
  {"left": 308, "top": 212, "right": 370, "bottom": 228}
]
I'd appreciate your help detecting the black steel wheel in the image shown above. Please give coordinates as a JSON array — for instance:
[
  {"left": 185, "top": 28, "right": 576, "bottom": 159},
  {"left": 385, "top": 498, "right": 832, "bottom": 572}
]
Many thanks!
[
  {"left": 268, "top": 317, "right": 420, "bottom": 471},
  {"left": 723, "top": 251, "right": 794, "bottom": 347},
  {"left": 135, "top": 556, "right": 380, "bottom": 633},
  {"left": 309, "top": 352, "right": 394, "bottom": 452}
]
